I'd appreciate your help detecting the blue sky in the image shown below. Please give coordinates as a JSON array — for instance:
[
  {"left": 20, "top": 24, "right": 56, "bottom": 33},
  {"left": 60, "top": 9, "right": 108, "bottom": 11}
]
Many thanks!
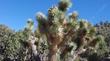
[{"left": 0, "top": 0, "right": 110, "bottom": 31}]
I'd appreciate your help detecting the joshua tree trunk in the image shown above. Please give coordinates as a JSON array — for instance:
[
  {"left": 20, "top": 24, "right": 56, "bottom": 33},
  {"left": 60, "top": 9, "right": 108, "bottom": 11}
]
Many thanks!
[
  {"left": 49, "top": 45, "right": 58, "bottom": 61},
  {"left": 72, "top": 49, "right": 86, "bottom": 61}
]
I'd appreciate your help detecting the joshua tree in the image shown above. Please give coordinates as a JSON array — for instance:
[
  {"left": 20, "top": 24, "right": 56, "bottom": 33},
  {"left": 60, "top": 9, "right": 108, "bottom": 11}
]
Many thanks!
[{"left": 31, "top": 0, "right": 105, "bottom": 61}]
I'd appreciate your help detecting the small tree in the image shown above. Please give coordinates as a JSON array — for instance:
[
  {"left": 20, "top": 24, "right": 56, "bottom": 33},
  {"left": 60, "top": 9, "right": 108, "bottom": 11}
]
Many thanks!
[{"left": 31, "top": 0, "right": 104, "bottom": 61}]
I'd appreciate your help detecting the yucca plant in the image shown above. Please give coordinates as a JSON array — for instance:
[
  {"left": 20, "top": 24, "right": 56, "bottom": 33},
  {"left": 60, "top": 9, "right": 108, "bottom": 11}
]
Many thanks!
[{"left": 33, "top": 0, "right": 105, "bottom": 61}]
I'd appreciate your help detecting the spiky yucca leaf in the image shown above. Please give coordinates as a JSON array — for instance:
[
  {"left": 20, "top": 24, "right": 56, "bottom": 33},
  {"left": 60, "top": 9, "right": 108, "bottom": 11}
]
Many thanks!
[
  {"left": 26, "top": 19, "right": 34, "bottom": 31},
  {"left": 58, "top": 0, "right": 72, "bottom": 11}
]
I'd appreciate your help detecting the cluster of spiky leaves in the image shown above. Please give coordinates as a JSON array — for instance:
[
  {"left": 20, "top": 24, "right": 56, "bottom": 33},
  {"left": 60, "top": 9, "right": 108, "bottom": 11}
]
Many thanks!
[
  {"left": 80, "top": 35, "right": 109, "bottom": 61},
  {"left": 0, "top": 22, "right": 36, "bottom": 61},
  {"left": 0, "top": 20, "right": 49, "bottom": 61},
  {"left": 0, "top": 24, "right": 20, "bottom": 60},
  {"left": 79, "top": 21, "right": 110, "bottom": 61}
]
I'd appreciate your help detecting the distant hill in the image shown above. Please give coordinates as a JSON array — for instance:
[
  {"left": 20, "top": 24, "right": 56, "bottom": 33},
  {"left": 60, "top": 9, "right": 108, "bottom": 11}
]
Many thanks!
[{"left": 95, "top": 21, "right": 110, "bottom": 48}]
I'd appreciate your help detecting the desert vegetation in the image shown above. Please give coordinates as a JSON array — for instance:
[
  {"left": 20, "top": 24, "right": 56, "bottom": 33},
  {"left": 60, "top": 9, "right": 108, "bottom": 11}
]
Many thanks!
[{"left": 0, "top": 0, "right": 110, "bottom": 61}]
